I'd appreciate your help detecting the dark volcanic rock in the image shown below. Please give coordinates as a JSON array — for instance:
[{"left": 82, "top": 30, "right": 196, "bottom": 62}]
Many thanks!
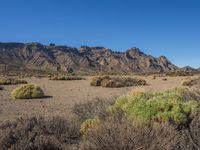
[{"left": 0, "top": 42, "right": 178, "bottom": 73}]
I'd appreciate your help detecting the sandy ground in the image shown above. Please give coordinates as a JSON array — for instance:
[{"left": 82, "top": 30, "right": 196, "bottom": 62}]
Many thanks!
[{"left": 0, "top": 75, "right": 193, "bottom": 123}]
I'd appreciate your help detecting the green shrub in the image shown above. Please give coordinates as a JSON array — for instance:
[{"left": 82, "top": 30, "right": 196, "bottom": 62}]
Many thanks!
[
  {"left": 11, "top": 84, "right": 45, "bottom": 99},
  {"left": 0, "top": 78, "right": 27, "bottom": 85},
  {"left": 109, "top": 88, "right": 199, "bottom": 125}
]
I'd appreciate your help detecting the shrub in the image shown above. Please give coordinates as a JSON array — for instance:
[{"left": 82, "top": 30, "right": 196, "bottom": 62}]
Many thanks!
[
  {"left": 182, "top": 77, "right": 200, "bottom": 87},
  {"left": 50, "top": 76, "right": 85, "bottom": 81},
  {"left": 91, "top": 76, "right": 147, "bottom": 88},
  {"left": 182, "top": 78, "right": 193, "bottom": 86},
  {"left": 81, "top": 116, "right": 181, "bottom": 150},
  {"left": 0, "top": 78, "right": 27, "bottom": 85},
  {"left": 80, "top": 118, "right": 101, "bottom": 135},
  {"left": 72, "top": 99, "right": 114, "bottom": 121},
  {"left": 109, "top": 88, "right": 199, "bottom": 125},
  {"left": 166, "top": 70, "right": 193, "bottom": 77},
  {"left": 0, "top": 86, "right": 3, "bottom": 90},
  {"left": 90, "top": 76, "right": 110, "bottom": 86},
  {"left": 162, "top": 78, "right": 167, "bottom": 81},
  {"left": 0, "top": 116, "right": 81, "bottom": 150},
  {"left": 11, "top": 84, "right": 45, "bottom": 99}
]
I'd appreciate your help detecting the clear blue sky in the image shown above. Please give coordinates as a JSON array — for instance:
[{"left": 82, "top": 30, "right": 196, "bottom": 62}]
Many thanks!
[{"left": 0, "top": 0, "right": 199, "bottom": 68}]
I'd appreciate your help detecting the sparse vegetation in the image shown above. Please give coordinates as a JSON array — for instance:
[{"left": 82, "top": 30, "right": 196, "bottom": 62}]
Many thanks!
[
  {"left": 182, "top": 77, "right": 200, "bottom": 87},
  {"left": 11, "top": 84, "right": 45, "bottom": 99},
  {"left": 50, "top": 76, "right": 85, "bottom": 81},
  {"left": 0, "top": 78, "right": 27, "bottom": 85},
  {"left": 166, "top": 70, "right": 193, "bottom": 77},
  {"left": 90, "top": 76, "right": 147, "bottom": 87}
]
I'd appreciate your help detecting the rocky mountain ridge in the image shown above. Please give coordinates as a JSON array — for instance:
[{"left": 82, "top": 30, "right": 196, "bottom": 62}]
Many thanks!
[{"left": 0, "top": 42, "right": 179, "bottom": 73}]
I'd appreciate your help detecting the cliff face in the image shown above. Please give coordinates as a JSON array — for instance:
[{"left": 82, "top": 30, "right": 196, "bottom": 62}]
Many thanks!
[{"left": 0, "top": 42, "right": 178, "bottom": 73}]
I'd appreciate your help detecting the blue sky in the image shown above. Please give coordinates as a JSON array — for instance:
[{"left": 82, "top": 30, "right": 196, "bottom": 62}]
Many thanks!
[{"left": 0, "top": 0, "right": 200, "bottom": 68}]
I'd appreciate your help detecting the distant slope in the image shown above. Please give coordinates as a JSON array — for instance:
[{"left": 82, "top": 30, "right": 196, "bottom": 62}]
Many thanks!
[{"left": 0, "top": 42, "right": 178, "bottom": 73}]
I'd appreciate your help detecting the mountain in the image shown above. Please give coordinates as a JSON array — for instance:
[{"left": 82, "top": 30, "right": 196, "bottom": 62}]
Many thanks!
[
  {"left": 0, "top": 42, "right": 178, "bottom": 73},
  {"left": 181, "top": 66, "right": 197, "bottom": 72}
]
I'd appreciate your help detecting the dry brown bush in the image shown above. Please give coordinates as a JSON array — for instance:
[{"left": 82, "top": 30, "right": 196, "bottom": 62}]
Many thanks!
[
  {"left": 91, "top": 76, "right": 147, "bottom": 88},
  {"left": 81, "top": 115, "right": 181, "bottom": 150},
  {"left": 72, "top": 98, "right": 114, "bottom": 121},
  {"left": 0, "top": 116, "right": 81, "bottom": 150}
]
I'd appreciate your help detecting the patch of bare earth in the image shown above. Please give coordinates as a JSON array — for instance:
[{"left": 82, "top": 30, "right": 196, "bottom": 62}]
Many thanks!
[{"left": 0, "top": 75, "right": 196, "bottom": 123}]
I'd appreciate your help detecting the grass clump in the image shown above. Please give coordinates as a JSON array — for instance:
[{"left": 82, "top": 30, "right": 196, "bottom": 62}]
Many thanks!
[
  {"left": 11, "top": 84, "right": 45, "bottom": 99},
  {"left": 0, "top": 78, "right": 27, "bottom": 85},
  {"left": 90, "top": 76, "right": 147, "bottom": 88},
  {"left": 109, "top": 88, "right": 199, "bottom": 125}
]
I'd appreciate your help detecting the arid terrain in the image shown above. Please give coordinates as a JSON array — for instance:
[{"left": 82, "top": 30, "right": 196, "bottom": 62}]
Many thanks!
[{"left": 0, "top": 75, "right": 191, "bottom": 123}]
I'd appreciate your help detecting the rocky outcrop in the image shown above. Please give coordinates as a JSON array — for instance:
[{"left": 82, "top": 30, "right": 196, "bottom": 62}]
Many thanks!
[{"left": 0, "top": 42, "right": 178, "bottom": 73}]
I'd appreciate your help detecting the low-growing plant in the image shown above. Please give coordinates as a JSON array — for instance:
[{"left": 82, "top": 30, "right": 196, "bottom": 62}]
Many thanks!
[
  {"left": 90, "top": 76, "right": 110, "bottom": 86},
  {"left": 90, "top": 76, "right": 147, "bottom": 88},
  {"left": 182, "top": 78, "right": 193, "bottom": 86},
  {"left": 81, "top": 116, "right": 181, "bottom": 150},
  {"left": 166, "top": 70, "right": 193, "bottom": 77},
  {"left": 72, "top": 99, "right": 114, "bottom": 121},
  {"left": 0, "top": 78, "right": 27, "bottom": 85},
  {"left": 162, "top": 78, "right": 167, "bottom": 81},
  {"left": 50, "top": 76, "right": 85, "bottom": 81},
  {"left": 0, "top": 116, "right": 81, "bottom": 150},
  {"left": 109, "top": 88, "right": 199, "bottom": 125},
  {"left": 11, "top": 84, "right": 45, "bottom": 99}
]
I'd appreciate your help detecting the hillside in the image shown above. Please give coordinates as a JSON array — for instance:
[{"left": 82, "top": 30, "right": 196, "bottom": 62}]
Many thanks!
[{"left": 0, "top": 42, "right": 178, "bottom": 73}]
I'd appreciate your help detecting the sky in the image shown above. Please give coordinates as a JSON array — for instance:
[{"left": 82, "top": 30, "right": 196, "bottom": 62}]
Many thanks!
[{"left": 0, "top": 0, "right": 199, "bottom": 68}]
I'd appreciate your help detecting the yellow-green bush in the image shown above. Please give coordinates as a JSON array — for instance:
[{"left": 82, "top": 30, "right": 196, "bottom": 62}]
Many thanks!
[
  {"left": 11, "top": 84, "right": 45, "bottom": 99},
  {"left": 80, "top": 118, "right": 101, "bottom": 135},
  {"left": 109, "top": 88, "right": 199, "bottom": 125}
]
